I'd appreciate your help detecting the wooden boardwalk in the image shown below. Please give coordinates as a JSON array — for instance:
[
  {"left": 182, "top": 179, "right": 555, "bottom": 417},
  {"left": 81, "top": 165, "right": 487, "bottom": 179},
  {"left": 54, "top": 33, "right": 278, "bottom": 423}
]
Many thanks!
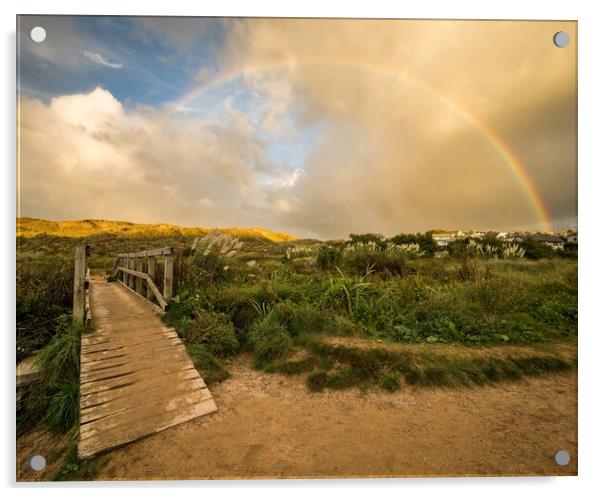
[{"left": 78, "top": 277, "right": 217, "bottom": 459}]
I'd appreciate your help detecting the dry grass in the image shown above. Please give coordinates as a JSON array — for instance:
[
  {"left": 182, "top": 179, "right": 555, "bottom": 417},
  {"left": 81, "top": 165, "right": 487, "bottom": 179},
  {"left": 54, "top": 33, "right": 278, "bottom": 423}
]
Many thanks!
[{"left": 17, "top": 217, "right": 296, "bottom": 242}]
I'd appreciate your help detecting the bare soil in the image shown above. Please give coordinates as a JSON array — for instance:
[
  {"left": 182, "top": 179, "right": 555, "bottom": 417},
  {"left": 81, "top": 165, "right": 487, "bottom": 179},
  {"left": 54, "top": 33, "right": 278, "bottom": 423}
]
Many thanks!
[
  {"left": 16, "top": 430, "right": 69, "bottom": 481},
  {"left": 87, "top": 354, "right": 577, "bottom": 480}
]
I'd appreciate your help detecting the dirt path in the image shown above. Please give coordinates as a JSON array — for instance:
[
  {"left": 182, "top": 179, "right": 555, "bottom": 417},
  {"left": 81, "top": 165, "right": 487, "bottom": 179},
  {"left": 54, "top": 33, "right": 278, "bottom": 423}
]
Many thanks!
[{"left": 92, "top": 355, "right": 576, "bottom": 479}]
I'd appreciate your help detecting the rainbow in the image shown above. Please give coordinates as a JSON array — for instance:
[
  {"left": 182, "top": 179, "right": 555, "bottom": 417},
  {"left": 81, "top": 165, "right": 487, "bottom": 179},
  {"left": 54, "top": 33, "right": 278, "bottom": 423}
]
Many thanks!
[{"left": 163, "top": 57, "right": 552, "bottom": 232}]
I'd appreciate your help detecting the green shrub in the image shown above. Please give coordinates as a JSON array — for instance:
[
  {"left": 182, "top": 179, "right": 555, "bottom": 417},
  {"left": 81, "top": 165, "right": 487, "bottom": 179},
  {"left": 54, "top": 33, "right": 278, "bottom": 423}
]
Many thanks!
[
  {"left": 248, "top": 317, "right": 293, "bottom": 367},
  {"left": 307, "top": 371, "right": 329, "bottom": 391},
  {"left": 186, "top": 344, "right": 230, "bottom": 384},
  {"left": 34, "top": 316, "right": 82, "bottom": 384},
  {"left": 381, "top": 372, "right": 401, "bottom": 391},
  {"left": 19, "top": 316, "right": 82, "bottom": 434},
  {"left": 316, "top": 245, "right": 343, "bottom": 270},
  {"left": 17, "top": 255, "right": 74, "bottom": 361},
  {"left": 264, "top": 356, "right": 320, "bottom": 375},
  {"left": 44, "top": 381, "right": 80, "bottom": 433},
  {"left": 343, "top": 250, "right": 407, "bottom": 276},
  {"left": 218, "top": 280, "right": 302, "bottom": 332},
  {"left": 522, "top": 238, "right": 555, "bottom": 260},
  {"left": 267, "top": 301, "right": 328, "bottom": 337},
  {"left": 178, "top": 308, "right": 239, "bottom": 357},
  {"left": 307, "top": 368, "right": 364, "bottom": 391}
]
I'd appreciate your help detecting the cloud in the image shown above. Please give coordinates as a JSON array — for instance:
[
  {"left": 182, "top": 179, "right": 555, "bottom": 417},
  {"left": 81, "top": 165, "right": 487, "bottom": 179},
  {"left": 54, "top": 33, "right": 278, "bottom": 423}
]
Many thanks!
[
  {"left": 18, "top": 19, "right": 577, "bottom": 239},
  {"left": 221, "top": 19, "right": 577, "bottom": 236},
  {"left": 17, "top": 87, "right": 291, "bottom": 231},
  {"left": 83, "top": 51, "right": 123, "bottom": 69}
]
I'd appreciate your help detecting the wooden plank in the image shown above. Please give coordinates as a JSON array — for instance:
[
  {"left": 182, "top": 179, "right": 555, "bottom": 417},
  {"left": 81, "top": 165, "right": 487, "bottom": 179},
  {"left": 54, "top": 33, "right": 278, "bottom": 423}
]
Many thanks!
[
  {"left": 80, "top": 389, "right": 216, "bottom": 440},
  {"left": 80, "top": 378, "right": 210, "bottom": 423},
  {"left": 81, "top": 329, "right": 179, "bottom": 348},
  {"left": 115, "top": 269, "right": 167, "bottom": 310},
  {"left": 79, "top": 277, "right": 216, "bottom": 459},
  {"left": 80, "top": 355, "right": 192, "bottom": 384},
  {"left": 117, "top": 247, "right": 173, "bottom": 258},
  {"left": 80, "top": 368, "right": 201, "bottom": 408},
  {"left": 78, "top": 397, "right": 216, "bottom": 459},
  {"left": 80, "top": 340, "right": 184, "bottom": 366},
  {"left": 80, "top": 361, "right": 196, "bottom": 396}
]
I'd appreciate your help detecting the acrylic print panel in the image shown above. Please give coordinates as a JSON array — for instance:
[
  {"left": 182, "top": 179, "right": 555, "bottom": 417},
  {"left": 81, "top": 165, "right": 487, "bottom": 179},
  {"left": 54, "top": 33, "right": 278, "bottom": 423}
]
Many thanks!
[{"left": 16, "top": 16, "right": 577, "bottom": 480}]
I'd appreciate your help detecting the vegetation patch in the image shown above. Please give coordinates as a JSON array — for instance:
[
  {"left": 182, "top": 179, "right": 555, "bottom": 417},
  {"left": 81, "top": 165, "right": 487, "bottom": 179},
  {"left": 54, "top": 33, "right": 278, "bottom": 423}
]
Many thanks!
[
  {"left": 186, "top": 344, "right": 231, "bottom": 384},
  {"left": 301, "top": 340, "right": 572, "bottom": 391},
  {"left": 51, "top": 436, "right": 108, "bottom": 481},
  {"left": 18, "top": 316, "right": 83, "bottom": 436}
]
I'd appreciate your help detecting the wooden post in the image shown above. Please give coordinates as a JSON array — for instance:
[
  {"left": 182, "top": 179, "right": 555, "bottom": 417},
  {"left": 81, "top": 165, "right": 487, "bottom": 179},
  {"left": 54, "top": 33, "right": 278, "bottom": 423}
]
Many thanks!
[
  {"left": 119, "top": 257, "right": 125, "bottom": 282},
  {"left": 147, "top": 256, "right": 156, "bottom": 301},
  {"left": 73, "top": 244, "right": 87, "bottom": 325},
  {"left": 135, "top": 257, "right": 144, "bottom": 295},
  {"left": 127, "top": 258, "right": 134, "bottom": 288},
  {"left": 163, "top": 254, "right": 174, "bottom": 302}
]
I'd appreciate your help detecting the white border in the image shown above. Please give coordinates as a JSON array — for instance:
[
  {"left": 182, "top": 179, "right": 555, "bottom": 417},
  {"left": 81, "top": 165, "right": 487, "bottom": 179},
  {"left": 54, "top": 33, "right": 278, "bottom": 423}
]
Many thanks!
[{"left": 3, "top": 0, "right": 601, "bottom": 494}]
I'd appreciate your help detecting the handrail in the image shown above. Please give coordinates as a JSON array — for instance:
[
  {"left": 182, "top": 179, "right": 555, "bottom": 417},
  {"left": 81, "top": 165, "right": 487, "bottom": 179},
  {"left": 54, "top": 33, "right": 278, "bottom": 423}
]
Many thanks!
[
  {"left": 115, "top": 267, "right": 168, "bottom": 311},
  {"left": 117, "top": 247, "right": 173, "bottom": 258},
  {"left": 112, "top": 246, "right": 174, "bottom": 313}
]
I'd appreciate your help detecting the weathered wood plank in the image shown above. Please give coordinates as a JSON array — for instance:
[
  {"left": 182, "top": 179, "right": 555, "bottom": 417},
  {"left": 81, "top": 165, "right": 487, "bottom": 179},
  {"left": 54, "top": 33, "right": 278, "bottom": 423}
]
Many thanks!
[
  {"left": 80, "top": 340, "right": 184, "bottom": 365},
  {"left": 80, "top": 389, "right": 215, "bottom": 440},
  {"left": 80, "top": 361, "right": 195, "bottom": 396},
  {"left": 78, "top": 278, "right": 217, "bottom": 459},
  {"left": 80, "top": 368, "right": 201, "bottom": 409},
  {"left": 117, "top": 246, "right": 173, "bottom": 258},
  {"left": 81, "top": 331, "right": 179, "bottom": 351},
  {"left": 78, "top": 397, "right": 217, "bottom": 459},
  {"left": 115, "top": 269, "right": 167, "bottom": 310},
  {"left": 80, "top": 355, "right": 192, "bottom": 384},
  {"left": 80, "top": 378, "right": 210, "bottom": 424}
]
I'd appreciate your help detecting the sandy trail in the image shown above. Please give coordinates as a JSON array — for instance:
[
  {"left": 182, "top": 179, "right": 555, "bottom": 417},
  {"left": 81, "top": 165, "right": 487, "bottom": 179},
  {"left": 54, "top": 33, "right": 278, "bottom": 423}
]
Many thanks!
[{"left": 87, "top": 354, "right": 577, "bottom": 479}]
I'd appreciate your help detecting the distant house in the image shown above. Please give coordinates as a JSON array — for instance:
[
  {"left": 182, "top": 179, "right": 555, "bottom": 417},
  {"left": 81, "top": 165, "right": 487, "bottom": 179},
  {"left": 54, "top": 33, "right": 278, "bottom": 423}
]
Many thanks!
[
  {"left": 431, "top": 233, "right": 456, "bottom": 247},
  {"left": 565, "top": 233, "right": 578, "bottom": 251},
  {"left": 532, "top": 235, "right": 565, "bottom": 250},
  {"left": 502, "top": 235, "right": 524, "bottom": 243}
]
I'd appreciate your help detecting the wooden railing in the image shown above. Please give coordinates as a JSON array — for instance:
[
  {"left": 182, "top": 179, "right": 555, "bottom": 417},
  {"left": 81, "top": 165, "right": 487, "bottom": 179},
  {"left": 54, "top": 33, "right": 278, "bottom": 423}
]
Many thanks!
[
  {"left": 73, "top": 243, "right": 91, "bottom": 326},
  {"left": 112, "top": 247, "right": 174, "bottom": 312}
]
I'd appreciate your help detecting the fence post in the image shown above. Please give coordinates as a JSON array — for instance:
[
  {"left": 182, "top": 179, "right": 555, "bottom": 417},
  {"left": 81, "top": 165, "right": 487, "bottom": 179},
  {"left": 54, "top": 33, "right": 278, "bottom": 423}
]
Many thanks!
[
  {"left": 135, "top": 257, "right": 144, "bottom": 294},
  {"left": 147, "top": 256, "right": 156, "bottom": 301},
  {"left": 127, "top": 258, "right": 134, "bottom": 289},
  {"left": 163, "top": 253, "right": 174, "bottom": 302},
  {"left": 73, "top": 243, "right": 87, "bottom": 325}
]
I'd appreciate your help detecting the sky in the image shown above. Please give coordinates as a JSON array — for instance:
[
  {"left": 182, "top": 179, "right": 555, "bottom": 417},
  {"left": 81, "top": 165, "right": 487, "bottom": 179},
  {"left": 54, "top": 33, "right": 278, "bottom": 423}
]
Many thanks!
[{"left": 17, "top": 16, "right": 577, "bottom": 238}]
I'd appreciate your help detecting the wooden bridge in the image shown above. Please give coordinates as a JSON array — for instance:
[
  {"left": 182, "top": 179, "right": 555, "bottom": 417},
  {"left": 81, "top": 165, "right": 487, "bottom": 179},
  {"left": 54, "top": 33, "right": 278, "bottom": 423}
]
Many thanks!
[{"left": 74, "top": 245, "right": 217, "bottom": 459}]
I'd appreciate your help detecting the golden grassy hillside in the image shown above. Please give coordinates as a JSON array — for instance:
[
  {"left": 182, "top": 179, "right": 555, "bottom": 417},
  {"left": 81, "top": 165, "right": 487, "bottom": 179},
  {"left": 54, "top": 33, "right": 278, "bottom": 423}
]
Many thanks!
[{"left": 16, "top": 218, "right": 296, "bottom": 243}]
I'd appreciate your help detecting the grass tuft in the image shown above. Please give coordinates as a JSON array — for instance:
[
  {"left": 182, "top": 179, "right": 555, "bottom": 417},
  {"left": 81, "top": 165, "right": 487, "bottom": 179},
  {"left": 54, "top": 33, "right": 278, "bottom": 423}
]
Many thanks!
[{"left": 186, "top": 344, "right": 231, "bottom": 384}]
